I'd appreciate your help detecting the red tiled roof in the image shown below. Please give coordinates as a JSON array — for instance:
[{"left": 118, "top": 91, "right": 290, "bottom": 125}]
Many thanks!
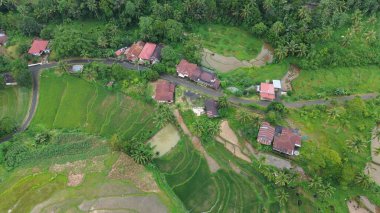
[
  {"left": 154, "top": 80, "right": 175, "bottom": 102},
  {"left": 273, "top": 128, "right": 301, "bottom": 155},
  {"left": 125, "top": 41, "right": 145, "bottom": 61},
  {"left": 257, "top": 122, "right": 275, "bottom": 145},
  {"left": 115, "top": 48, "right": 126, "bottom": 56},
  {"left": 260, "top": 83, "right": 275, "bottom": 100},
  {"left": 28, "top": 39, "right": 49, "bottom": 54},
  {"left": 139, "top": 42, "right": 157, "bottom": 60},
  {"left": 176, "top": 59, "right": 199, "bottom": 76}
]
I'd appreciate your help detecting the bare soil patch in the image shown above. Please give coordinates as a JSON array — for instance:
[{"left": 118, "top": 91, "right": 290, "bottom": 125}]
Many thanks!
[
  {"left": 371, "top": 127, "right": 380, "bottom": 164},
  {"left": 108, "top": 153, "right": 159, "bottom": 192},
  {"left": 347, "top": 200, "right": 370, "bottom": 213},
  {"left": 201, "top": 43, "right": 274, "bottom": 72},
  {"left": 67, "top": 172, "right": 84, "bottom": 187},
  {"left": 281, "top": 64, "right": 301, "bottom": 92},
  {"left": 50, "top": 160, "right": 86, "bottom": 173},
  {"left": 219, "top": 120, "right": 239, "bottom": 146}
]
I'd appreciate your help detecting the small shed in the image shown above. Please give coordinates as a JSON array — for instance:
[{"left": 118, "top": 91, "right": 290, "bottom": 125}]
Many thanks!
[
  {"left": 192, "top": 107, "right": 205, "bottom": 116},
  {"left": 3, "top": 73, "right": 17, "bottom": 86},
  {"left": 273, "top": 80, "right": 282, "bottom": 90},
  {"left": 205, "top": 99, "right": 219, "bottom": 118}
]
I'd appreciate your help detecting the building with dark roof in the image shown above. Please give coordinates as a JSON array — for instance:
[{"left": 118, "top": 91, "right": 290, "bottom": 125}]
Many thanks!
[
  {"left": 3, "top": 73, "right": 17, "bottom": 86},
  {"left": 176, "top": 59, "right": 220, "bottom": 90},
  {"left": 205, "top": 99, "right": 219, "bottom": 118},
  {"left": 150, "top": 44, "right": 163, "bottom": 64},
  {"left": 272, "top": 127, "right": 302, "bottom": 155},
  {"left": 154, "top": 80, "right": 175, "bottom": 103}
]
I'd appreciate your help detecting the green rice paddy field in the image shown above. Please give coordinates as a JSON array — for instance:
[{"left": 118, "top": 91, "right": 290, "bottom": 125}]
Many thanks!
[
  {"left": 0, "top": 86, "right": 30, "bottom": 124},
  {"left": 32, "top": 71, "right": 157, "bottom": 140},
  {"left": 156, "top": 137, "right": 289, "bottom": 213}
]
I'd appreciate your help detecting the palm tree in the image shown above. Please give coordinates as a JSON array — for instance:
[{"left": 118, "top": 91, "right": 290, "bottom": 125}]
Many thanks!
[
  {"left": 274, "top": 171, "right": 291, "bottom": 187},
  {"left": 364, "top": 30, "right": 376, "bottom": 44},
  {"left": 309, "top": 176, "right": 323, "bottom": 190},
  {"left": 83, "top": 69, "right": 98, "bottom": 82},
  {"left": 276, "top": 189, "right": 289, "bottom": 206},
  {"left": 275, "top": 46, "right": 288, "bottom": 60},
  {"left": 347, "top": 136, "right": 368, "bottom": 153},
  {"left": 355, "top": 172, "right": 373, "bottom": 189},
  {"left": 57, "top": 60, "right": 69, "bottom": 75},
  {"left": 367, "top": 16, "right": 377, "bottom": 25},
  {"left": 130, "top": 143, "right": 153, "bottom": 165},
  {"left": 286, "top": 41, "right": 298, "bottom": 56},
  {"left": 237, "top": 110, "right": 254, "bottom": 124},
  {"left": 318, "top": 183, "right": 335, "bottom": 199},
  {"left": 192, "top": 119, "right": 205, "bottom": 136},
  {"left": 296, "top": 43, "right": 308, "bottom": 57},
  {"left": 263, "top": 0, "right": 274, "bottom": 12},
  {"left": 218, "top": 96, "right": 229, "bottom": 109}
]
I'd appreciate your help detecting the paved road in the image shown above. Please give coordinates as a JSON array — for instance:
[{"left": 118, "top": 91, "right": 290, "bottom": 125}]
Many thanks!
[{"left": 1, "top": 59, "right": 378, "bottom": 143}]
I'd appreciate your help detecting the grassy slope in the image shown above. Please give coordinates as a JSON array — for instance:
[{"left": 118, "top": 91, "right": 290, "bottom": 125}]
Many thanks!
[
  {"left": 193, "top": 24, "right": 263, "bottom": 61},
  {"left": 32, "top": 71, "right": 157, "bottom": 139},
  {"left": 0, "top": 86, "right": 30, "bottom": 124},
  {"left": 219, "top": 62, "right": 289, "bottom": 90},
  {"left": 290, "top": 66, "right": 380, "bottom": 100}
]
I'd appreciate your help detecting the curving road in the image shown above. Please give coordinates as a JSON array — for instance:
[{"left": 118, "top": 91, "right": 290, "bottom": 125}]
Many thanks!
[{"left": 0, "top": 58, "right": 378, "bottom": 143}]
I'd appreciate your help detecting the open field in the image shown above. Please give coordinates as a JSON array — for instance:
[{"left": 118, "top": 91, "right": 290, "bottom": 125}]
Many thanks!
[
  {"left": 290, "top": 66, "right": 380, "bottom": 100},
  {"left": 0, "top": 86, "right": 30, "bottom": 125},
  {"left": 32, "top": 71, "right": 157, "bottom": 140},
  {"left": 193, "top": 24, "right": 263, "bottom": 61},
  {"left": 0, "top": 133, "right": 172, "bottom": 212}
]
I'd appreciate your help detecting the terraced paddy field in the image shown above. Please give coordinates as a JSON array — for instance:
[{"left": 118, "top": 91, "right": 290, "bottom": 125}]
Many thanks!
[
  {"left": 0, "top": 86, "right": 30, "bottom": 125},
  {"left": 32, "top": 71, "right": 157, "bottom": 140},
  {"left": 0, "top": 133, "right": 173, "bottom": 213},
  {"left": 155, "top": 135, "right": 314, "bottom": 212}
]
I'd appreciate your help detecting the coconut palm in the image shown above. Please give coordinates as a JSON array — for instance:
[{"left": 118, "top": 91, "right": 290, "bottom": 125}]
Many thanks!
[
  {"left": 318, "top": 183, "right": 335, "bottom": 199},
  {"left": 309, "top": 176, "right": 323, "bottom": 190},
  {"left": 364, "top": 30, "right": 376, "bottom": 44},
  {"left": 237, "top": 109, "right": 254, "bottom": 124},
  {"left": 130, "top": 143, "right": 153, "bottom": 165},
  {"left": 367, "top": 16, "right": 377, "bottom": 25},
  {"left": 276, "top": 189, "right": 289, "bottom": 206},
  {"left": 275, "top": 46, "right": 288, "bottom": 60},
  {"left": 218, "top": 96, "right": 229, "bottom": 109},
  {"left": 347, "top": 136, "right": 368, "bottom": 153},
  {"left": 355, "top": 172, "right": 373, "bottom": 189},
  {"left": 274, "top": 171, "right": 291, "bottom": 187},
  {"left": 296, "top": 43, "right": 308, "bottom": 57}
]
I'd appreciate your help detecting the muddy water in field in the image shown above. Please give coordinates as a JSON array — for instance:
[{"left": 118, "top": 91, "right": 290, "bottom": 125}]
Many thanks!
[{"left": 149, "top": 124, "right": 180, "bottom": 157}]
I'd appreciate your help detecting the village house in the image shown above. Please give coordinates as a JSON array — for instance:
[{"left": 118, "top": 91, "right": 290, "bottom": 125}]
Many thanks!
[
  {"left": 115, "top": 47, "right": 127, "bottom": 57},
  {"left": 3, "top": 73, "right": 17, "bottom": 86},
  {"left": 125, "top": 41, "right": 145, "bottom": 62},
  {"left": 0, "top": 31, "right": 7, "bottom": 46},
  {"left": 154, "top": 80, "right": 175, "bottom": 103},
  {"left": 28, "top": 39, "right": 49, "bottom": 56},
  {"left": 259, "top": 82, "right": 275, "bottom": 101},
  {"left": 150, "top": 44, "right": 163, "bottom": 64},
  {"left": 272, "top": 127, "right": 302, "bottom": 156},
  {"left": 138, "top": 42, "right": 157, "bottom": 64},
  {"left": 205, "top": 99, "right": 219, "bottom": 118},
  {"left": 257, "top": 122, "right": 302, "bottom": 156},
  {"left": 176, "top": 59, "right": 220, "bottom": 90},
  {"left": 257, "top": 122, "right": 276, "bottom": 145}
]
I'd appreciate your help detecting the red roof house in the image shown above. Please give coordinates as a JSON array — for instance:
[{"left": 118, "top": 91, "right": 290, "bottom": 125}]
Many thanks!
[
  {"left": 176, "top": 59, "right": 199, "bottom": 78},
  {"left": 176, "top": 59, "right": 220, "bottom": 89},
  {"left": 260, "top": 83, "right": 275, "bottom": 101},
  {"left": 139, "top": 42, "right": 157, "bottom": 61},
  {"left": 28, "top": 39, "right": 49, "bottom": 56},
  {"left": 257, "top": 122, "right": 275, "bottom": 145},
  {"left": 125, "top": 41, "right": 145, "bottom": 62},
  {"left": 154, "top": 80, "right": 175, "bottom": 103},
  {"left": 115, "top": 47, "right": 127, "bottom": 56},
  {"left": 272, "top": 127, "right": 302, "bottom": 155}
]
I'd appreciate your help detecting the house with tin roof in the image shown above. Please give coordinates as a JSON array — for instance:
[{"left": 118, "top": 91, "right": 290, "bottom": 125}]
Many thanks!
[
  {"left": 205, "top": 99, "right": 219, "bottom": 118},
  {"left": 125, "top": 41, "right": 145, "bottom": 62},
  {"left": 272, "top": 127, "right": 302, "bottom": 156},
  {"left": 257, "top": 122, "right": 275, "bottom": 145},
  {"left": 259, "top": 83, "right": 275, "bottom": 101},
  {"left": 138, "top": 42, "right": 157, "bottom": 63}
]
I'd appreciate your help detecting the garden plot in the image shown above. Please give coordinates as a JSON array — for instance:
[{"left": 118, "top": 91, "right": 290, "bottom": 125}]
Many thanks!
[{"left": 149, "top": 124, "right": 180, "bottom": 157}]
